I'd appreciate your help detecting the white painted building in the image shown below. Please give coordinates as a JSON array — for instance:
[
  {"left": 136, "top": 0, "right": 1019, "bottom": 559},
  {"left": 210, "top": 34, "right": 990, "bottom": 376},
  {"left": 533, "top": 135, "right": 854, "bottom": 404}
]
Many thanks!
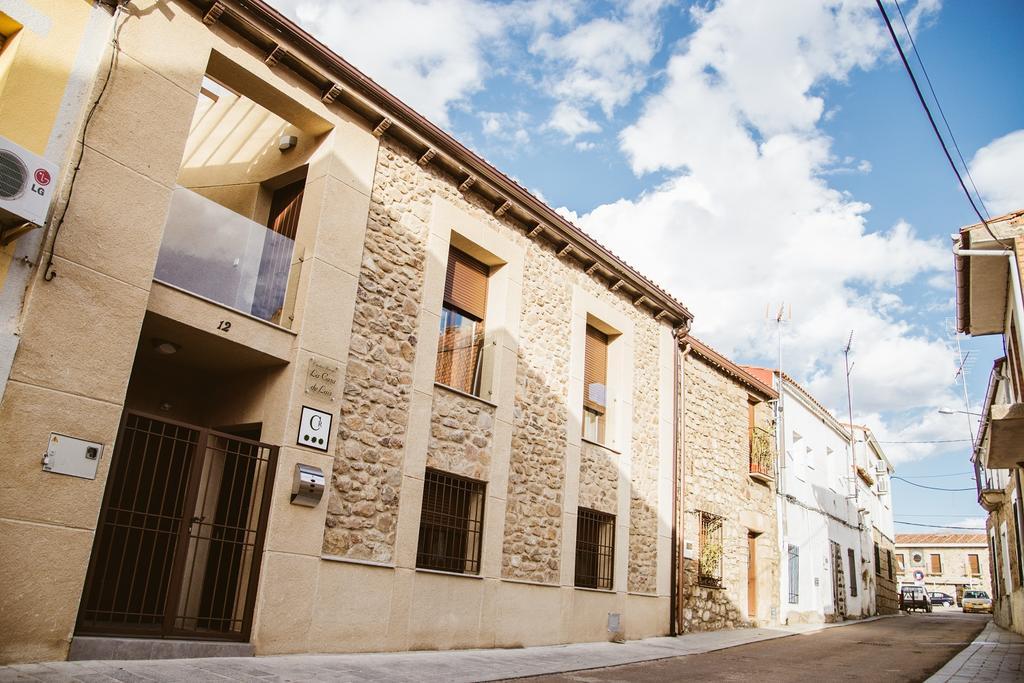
[{"left": 743, "top": 369, "right": 896, "bottom": 623}]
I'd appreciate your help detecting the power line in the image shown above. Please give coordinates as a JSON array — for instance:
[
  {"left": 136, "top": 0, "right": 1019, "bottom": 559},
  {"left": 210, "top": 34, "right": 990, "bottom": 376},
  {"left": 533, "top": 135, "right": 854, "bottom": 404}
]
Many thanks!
[
  {"left": 892, "top": 476, "right": 974, "bottom": 492},
  {"left": 897, "top": 472, "right": 973, "bottom": 479},
  {"left": 876, "top": 439, "right": 971, "bottom": 444},
  {"left": 874, "top": 0, "right": 1009, "bottom": 249},
  {"left": 892, "top": 0, "right": 990, "bottom": 219},
  {"left": 895, "top": 520, "right": 985, "bottom": 531}
]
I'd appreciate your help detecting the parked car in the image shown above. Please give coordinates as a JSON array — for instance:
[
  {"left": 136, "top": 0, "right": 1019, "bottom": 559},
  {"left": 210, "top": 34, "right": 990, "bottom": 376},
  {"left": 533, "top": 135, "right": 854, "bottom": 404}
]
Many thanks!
[
  {"left": 900, "top": 585, "right": 932, "bottom": 613},
  {"left": 929, "top": 591, "right": 955, "bottom": 607},
  {"left": 962, "top": 590, "right": 993, "bottom": 613}
]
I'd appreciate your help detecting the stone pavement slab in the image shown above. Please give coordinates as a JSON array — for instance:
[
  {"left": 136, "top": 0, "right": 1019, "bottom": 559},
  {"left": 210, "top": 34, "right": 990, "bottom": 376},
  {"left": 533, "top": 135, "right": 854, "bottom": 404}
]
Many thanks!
[
  {"left": 926, "top": 620, "right": 1024, "bottom": 683},
  {"left": 0, "top": 615, "right": 898, "bottom": 682}
]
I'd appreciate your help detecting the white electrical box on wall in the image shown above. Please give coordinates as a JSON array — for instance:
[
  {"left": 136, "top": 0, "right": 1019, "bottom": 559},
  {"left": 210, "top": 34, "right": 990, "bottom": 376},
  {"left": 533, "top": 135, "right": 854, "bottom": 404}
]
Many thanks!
[{"left": 42, "top": 433, "right": 103, "bottom": 480}]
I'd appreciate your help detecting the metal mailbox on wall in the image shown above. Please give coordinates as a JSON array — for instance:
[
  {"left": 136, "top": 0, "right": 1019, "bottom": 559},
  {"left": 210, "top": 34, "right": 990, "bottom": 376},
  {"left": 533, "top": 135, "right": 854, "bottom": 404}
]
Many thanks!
[{"left": 291, "top": 463, "right": 325, "bottom": 507}]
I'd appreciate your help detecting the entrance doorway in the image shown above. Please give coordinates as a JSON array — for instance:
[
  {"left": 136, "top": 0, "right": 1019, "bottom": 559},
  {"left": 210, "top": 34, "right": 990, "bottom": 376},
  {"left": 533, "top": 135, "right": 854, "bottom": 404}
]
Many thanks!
[
  {"left": 77, "top": 412, "right": 277, "bottom": 641},
  {"left": 747, "top": 533, "right": 758, "bottom": 619}
]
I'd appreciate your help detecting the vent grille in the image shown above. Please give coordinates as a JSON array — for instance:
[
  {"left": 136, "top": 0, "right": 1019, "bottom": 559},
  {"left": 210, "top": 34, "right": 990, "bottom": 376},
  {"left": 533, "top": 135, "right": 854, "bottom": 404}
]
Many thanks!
[{"left": 0, "top": 149, "right": 28, "bottom": 200}]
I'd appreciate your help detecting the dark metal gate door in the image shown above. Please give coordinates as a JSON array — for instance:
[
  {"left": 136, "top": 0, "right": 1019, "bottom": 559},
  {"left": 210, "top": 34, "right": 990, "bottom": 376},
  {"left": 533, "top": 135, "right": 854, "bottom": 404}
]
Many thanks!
[{"left": 77, "top": 412, "right": 277, "bottom": 642}]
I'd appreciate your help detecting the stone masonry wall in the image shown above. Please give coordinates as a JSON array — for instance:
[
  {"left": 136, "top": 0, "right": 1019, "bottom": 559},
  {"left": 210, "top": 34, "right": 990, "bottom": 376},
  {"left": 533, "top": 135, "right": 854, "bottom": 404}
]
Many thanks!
[
  {"left": 681, "top": 353, "right": 778, "bottom": 631},
  {"left": 502, "top": 245, "right": 570, "bottom": 584},
  {"left": 322, "top": 143, "right": 428, "bottom": 562},
  {"left": 579, "top": 443, "right": 618, "bottom": 515},
  {"left": 427, "top": 385, "right": 495, "bottom": 482},
  {"left": 324, "top": 134, "right": 667, "bottom": 592},
  {"left": 627, "top": 321, "right": 661, "bottom": 594}
]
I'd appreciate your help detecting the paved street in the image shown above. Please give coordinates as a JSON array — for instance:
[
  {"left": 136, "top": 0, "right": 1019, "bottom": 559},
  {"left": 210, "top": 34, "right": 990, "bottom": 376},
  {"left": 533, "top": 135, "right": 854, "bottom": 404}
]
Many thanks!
[
  {"left": 521, "top": 611, "right": 991, "bottom": 683},
  {"left": 2, "top": 611, "right": 1016, "bottom": 682}
]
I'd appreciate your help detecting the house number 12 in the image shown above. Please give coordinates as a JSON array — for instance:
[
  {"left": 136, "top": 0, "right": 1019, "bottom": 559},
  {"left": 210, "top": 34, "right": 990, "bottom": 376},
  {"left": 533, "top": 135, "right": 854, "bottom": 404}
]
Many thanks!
[{"left": 217, "top": 320, "right": 231, "bottom": 332}]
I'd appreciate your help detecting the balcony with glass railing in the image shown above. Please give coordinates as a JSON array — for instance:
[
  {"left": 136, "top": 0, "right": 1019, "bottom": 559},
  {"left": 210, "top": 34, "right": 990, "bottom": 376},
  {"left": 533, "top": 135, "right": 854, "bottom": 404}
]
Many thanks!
[
  {"left": 749, "top": 425, "right": 775, "bottom": 482},
  {"left": 153, "top": 187, "right": 297, "bottom": 326}
]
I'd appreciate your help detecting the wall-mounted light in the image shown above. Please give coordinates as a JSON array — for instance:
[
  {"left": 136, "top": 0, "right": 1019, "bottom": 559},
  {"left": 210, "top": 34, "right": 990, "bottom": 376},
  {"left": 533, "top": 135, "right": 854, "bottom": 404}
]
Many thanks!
[{"left": 151, "top": 338, "right": 180, "bottom": 355}]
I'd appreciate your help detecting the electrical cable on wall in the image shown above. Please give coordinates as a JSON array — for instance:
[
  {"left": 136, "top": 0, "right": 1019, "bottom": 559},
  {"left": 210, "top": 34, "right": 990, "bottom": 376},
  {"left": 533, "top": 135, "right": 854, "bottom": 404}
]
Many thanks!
[{"left": 43, "top": 1, "right": 132, "bottom": 282}]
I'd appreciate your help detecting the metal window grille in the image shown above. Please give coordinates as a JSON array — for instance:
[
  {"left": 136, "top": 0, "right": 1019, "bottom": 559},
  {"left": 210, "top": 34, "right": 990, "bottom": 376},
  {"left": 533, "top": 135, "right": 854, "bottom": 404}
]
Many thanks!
[
  {"left": 788, "top": 545, "right": 800, "bottom": 604},
  {"left": 875, "top": 543, "right": 882, "bottom": 576},
  {"left": 698, "top": 511, "right": 724, "bottom": 588},
  {"left": 848, "top": 548, "right": 858, "bottom": 597},
  {"left": 887, "top": 549, "right": 894, "bottom": 580},
  {"left": 575, "top": 508, "right": 615, "bottom": 589},
  {"left": 749, "top": 425, "right": 775, "bottom": 477},
  {"left": 416, "top": 469, "right": 485, "bottom": 574}
]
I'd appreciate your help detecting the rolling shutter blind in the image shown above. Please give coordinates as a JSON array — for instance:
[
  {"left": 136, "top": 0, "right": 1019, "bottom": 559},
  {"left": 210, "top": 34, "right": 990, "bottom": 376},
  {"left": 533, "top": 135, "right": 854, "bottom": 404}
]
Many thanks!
[
  {"left": 584, "top": 325, "right": 608, "bottom": 413},
  {"left": 444, "top": 248, "right": 489, "bottom": 320}
]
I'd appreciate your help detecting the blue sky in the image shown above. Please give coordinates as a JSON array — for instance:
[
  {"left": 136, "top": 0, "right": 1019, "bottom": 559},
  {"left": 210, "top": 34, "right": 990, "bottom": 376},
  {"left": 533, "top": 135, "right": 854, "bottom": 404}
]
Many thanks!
[{"left": 277, "top": 0, "right": 1023, "bottom": 533}]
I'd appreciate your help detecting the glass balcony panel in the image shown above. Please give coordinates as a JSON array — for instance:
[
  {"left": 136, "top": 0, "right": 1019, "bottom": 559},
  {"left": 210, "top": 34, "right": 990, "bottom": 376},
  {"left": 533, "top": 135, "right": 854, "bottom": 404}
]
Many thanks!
[{"left": 155, "top": 187, "right": 295, "bottom": 324}]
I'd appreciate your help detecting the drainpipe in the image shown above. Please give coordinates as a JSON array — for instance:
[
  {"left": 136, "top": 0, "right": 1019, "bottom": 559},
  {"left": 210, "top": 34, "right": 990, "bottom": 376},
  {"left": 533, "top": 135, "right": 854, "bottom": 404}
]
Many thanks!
[
  {"left": 954, "top": 247, "right": 1024, "bottom": 365},
  {"left": 670, "top": 329, "right": 692, "bottom": 637}
]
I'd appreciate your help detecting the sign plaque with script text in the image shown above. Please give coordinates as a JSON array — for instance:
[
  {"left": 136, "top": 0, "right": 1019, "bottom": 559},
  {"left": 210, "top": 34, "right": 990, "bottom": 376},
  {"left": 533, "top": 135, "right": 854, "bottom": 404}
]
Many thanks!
[{"left": 305, "top": 357, "right": 339, "bottom": 402}]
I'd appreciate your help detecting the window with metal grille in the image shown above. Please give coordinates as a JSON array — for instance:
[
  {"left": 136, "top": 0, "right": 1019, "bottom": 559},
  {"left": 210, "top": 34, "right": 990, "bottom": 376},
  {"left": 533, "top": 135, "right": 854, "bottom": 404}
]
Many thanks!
[
  {"left": 887, "top": 549, "right": 894, "bottom": 580},
  {"left": 698, "top": 511, "right": 724, "bottom": 588},
  {"left": 968, "top": 553, "right": 981, "bottom": 577},
  {"left": 874, "top": 542, "right": 881, "bottom": 576},
  {"left": 1014, "top": 498, "right": 1024, "bottom": 587},
  {"left": 929, "top": 553, "right": 942, "bottom": 574},
  {"left": 848, "top": 548, "right": 858, "bottom": 597},
  {"left": 416, "top": 469, "right": 485, "bottom": 574},
  {"left": 583, "top": 325, "right": 608, "bottom": 443},
  {"left": 436, "top": 247, "right": 489, "bottom": 396},
  {"left": 575, "top": 508, "right": 615, "bottom": 590},
  {"left": 788, "top": 545, "right": 800, "bottom": 604}
]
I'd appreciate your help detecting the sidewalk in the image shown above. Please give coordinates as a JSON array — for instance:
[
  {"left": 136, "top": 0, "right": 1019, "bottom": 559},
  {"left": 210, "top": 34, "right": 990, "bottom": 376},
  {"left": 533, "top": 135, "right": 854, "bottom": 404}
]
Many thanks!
[
  {"left": 0, "top": 616, "right": 898, "bottom": 682},
  {"left": 926, "top": 620, "right": 1024, "bottom": 682}
]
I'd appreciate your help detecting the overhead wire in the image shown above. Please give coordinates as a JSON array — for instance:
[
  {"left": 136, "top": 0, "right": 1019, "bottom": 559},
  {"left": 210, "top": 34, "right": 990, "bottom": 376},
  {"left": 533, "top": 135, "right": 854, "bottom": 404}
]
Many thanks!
[
  {"left": 892, "top": 0, "right": 991, "bottom": 219},
  {"left": 874, "top": 0, "right": 1010, "bottom": 249},
  {"left": 892, "top": 476, "right": 974, "bottom": 491},
  {"left": 876, "top": 439, "right": 971, "bottom": 444},
  {"left": 895, "top": 520, "right": 985, "bottom": 531}
]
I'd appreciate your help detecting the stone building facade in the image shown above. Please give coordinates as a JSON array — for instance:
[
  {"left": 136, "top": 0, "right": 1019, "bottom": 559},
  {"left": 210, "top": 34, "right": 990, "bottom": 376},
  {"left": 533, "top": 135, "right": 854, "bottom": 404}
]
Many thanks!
[
  {"left": 0, "top": 0, "right": 694, "bottom": 664},
  {"left": 679, "top": 339, "right": 779, "bottom": 631},
  {"left": 895, "top": 534, "right": 993, "bottom": 602}
]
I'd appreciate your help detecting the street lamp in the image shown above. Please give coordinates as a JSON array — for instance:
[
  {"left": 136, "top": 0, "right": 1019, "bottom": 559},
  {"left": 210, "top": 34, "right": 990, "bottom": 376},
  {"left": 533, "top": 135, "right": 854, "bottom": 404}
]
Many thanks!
[{"left": 937, "top": 408, "right": 982, "bottom": 416}]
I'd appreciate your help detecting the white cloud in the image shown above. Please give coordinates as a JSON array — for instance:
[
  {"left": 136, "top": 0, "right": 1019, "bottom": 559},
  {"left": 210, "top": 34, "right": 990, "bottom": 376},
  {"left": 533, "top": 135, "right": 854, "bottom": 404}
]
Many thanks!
[
  {"left": 479, "top": 110, "right": 532, "bottom": 146},
  {"left": 575, "top": 140, "right": 596, "bottom": 152},
  {"left": 572, "top": 0, "right": 951, "bottom": 450},
  {"left": 274, "top": 0, "right": 511, "bottom": 125},
  {"left": 952, "top": 517, "right": 987, "bottom": 531},
  {"left": 969, "top": 129, "right": 1024, "bottom": 215},
  {"left": 532, "top": 0, "right": 670, "bottom": 139},
  {"left": 545, "top": 102, "right": 601, "bottom": 139}
]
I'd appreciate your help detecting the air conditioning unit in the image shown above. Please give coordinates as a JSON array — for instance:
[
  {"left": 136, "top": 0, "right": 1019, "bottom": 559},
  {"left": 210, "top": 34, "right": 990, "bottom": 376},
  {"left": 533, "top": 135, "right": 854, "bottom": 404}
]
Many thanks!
[
  {"left": 874, "top": 460, "right": 887, "bottom": 474},
  {"left": 0, "top": 135, "right": 58, "bottom": 237},
  {"left": 877, "top": 476, "right": 889, "bottom": 493}
]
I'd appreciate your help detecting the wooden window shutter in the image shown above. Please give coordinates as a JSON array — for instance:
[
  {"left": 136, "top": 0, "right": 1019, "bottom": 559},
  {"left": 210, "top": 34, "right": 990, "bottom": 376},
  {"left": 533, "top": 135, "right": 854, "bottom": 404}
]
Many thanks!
[
  {"left": 444, "top": 248, "right": 489, "bottom": 320},
  {"left": 930, "top": 554, "right": 942, "bottom": 574},
  {"left": 584, "top": 325, "right": 608, "bottom": 413},
  {"left": 969, "top": 554, "right": 980, "bottom": 576},
  {"left": 267, "top": 178, "right": 305, "bottom": 239}
]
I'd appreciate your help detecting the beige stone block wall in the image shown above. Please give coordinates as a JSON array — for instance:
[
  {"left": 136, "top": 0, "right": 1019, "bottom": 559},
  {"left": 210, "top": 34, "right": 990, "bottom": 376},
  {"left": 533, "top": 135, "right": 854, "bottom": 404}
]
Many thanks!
[{"left": 680, "top": 353, "right": 779, "bottom": 631}]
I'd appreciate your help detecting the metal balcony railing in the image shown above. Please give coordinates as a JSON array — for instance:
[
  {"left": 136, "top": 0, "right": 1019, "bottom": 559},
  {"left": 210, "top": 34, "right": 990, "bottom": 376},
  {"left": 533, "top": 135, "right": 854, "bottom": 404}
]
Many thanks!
[
  {"left": 750, "top": 426, "right": 775, "bottom": 478},
  {"left": 154, "top": 187, "right": 295, "bottom": 324}
]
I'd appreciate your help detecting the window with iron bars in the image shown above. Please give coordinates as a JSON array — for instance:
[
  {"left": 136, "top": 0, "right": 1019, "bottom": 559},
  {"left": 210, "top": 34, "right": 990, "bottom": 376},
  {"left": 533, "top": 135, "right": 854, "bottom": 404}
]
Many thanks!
[
  {"left": 416, "top": 469, "right": 485, "bottom": 574},
  {"left": 575, "top": 508, "right": 615, "bottom": 590},
  {"left": 698, "top": 511, "right": 724, "bottom": 588}
]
